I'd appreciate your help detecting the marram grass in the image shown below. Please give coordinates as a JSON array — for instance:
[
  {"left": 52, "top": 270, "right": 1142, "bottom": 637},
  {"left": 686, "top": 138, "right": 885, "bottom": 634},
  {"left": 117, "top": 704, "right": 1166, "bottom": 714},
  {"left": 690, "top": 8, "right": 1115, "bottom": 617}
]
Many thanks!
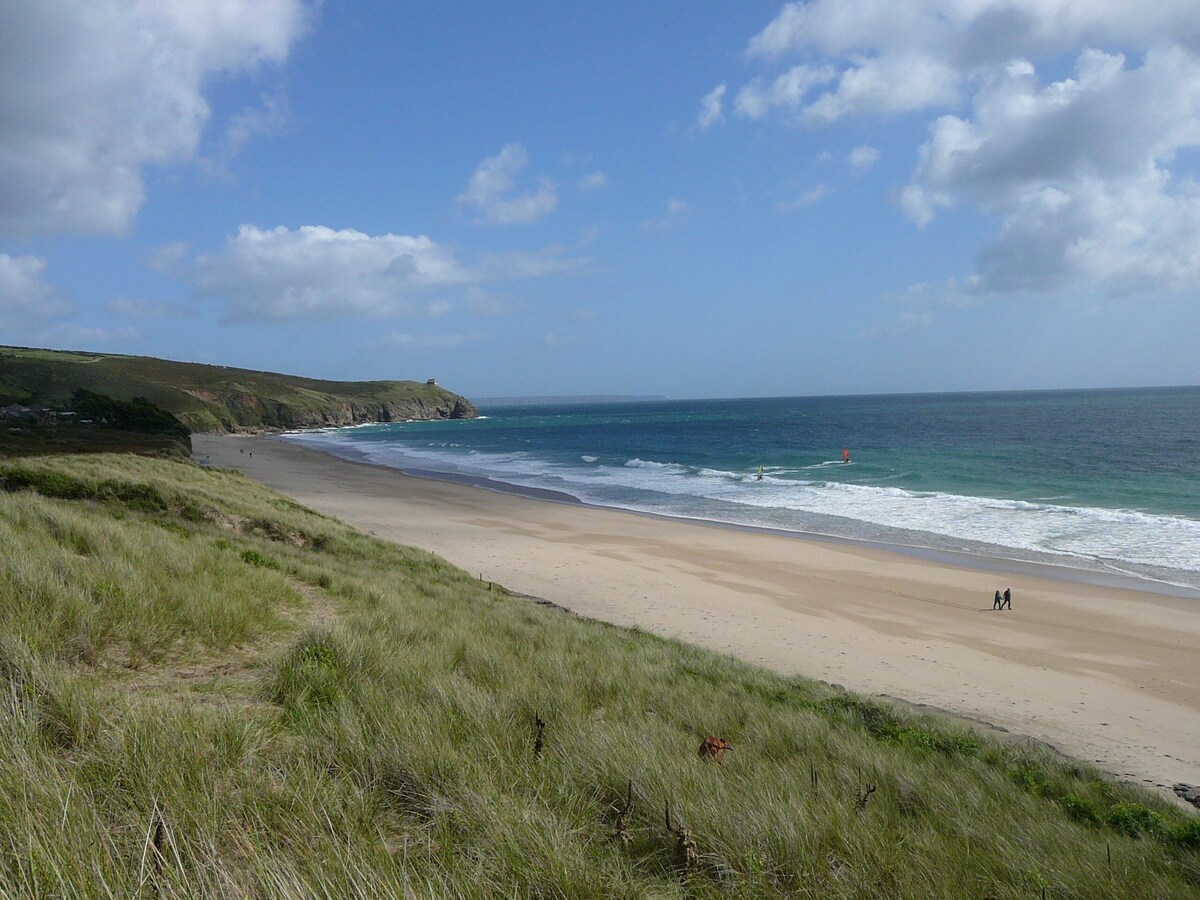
[{"left": 0, "top": 453, "right": 1196, "bottom": 897}]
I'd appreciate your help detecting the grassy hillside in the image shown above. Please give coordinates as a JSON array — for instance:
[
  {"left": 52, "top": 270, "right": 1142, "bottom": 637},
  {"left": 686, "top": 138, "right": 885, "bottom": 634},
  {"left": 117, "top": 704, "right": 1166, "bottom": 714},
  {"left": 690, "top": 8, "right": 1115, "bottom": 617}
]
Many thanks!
[
  {"left": 0, "top": 424, "right": 190, "bottom": 459},
  {"left": 0, "top": 345, "right": 477, "bottom": 432},
  {"left": 0, "top": 454, "right": 1196, "bottom": 897}
]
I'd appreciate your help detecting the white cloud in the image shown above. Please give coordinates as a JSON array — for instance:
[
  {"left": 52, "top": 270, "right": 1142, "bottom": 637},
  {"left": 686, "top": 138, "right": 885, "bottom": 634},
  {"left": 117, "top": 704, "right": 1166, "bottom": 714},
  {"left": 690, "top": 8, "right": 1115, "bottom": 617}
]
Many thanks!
[
  {"left": 848, "top": 145, "right": 881, "bottom": 172},
  {"left": 192, "top": 225, "right": 473, "bottom": 321},
  {"left": 0, "top": 254, "right": 72, "bottom": 325},
  {"left": 909, "top": 47, "right": 1200, "bottom": 293},
  {"left": 0, "top": 1, "right": 310, "bottom": 237},
  {"left": 804, "top": 53, "right": 960, "bottom": 121},
  {"left": 727, "top": 2, "right": 1200, "bottom": 297},
  {"left": 579, "top": 171, "right": 609, "bottom": 191},
  {"left": 734, "top": 65, "right": 836, "bottom": 119},
  {"left": 970, "top": 172, "right": 1200, "bottom": 296},
  {"left": 913, "top": 50, "right": 1200, "bottom": 209},
  {"left": 746, "top": 1, "right": 1200, "bottom": 69},
  {"left": 182, "top": 224, "right": 584, "bottom": 321},
  {"left": 206, "top": 90, "right": 290, "bottom": 171},
  {"left": 697, "top": 83, "right": 727, "bottom": 129},
  {"left": 894, "top": 184, "right": 950, "bottom": 228},
  {"left": 777, "top": 184, "right": 831, "bottom": 211},
  {"left": 457, "top": 144, "right": 559, "bottom": 225}
]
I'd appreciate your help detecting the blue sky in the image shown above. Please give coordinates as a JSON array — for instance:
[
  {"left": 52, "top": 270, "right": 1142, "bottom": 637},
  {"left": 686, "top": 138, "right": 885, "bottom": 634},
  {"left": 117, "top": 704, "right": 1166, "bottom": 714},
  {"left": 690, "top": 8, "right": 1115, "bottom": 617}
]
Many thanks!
[{"left": 2, "top": 1, "right": 1199, "bottom": 399}]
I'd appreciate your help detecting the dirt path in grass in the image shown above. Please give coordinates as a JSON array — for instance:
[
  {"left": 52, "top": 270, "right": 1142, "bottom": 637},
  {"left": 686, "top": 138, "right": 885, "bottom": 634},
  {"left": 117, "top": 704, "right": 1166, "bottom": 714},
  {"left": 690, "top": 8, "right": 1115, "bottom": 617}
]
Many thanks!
[{"left": 112, "top": 576, "right": 339, "bottom": 706}]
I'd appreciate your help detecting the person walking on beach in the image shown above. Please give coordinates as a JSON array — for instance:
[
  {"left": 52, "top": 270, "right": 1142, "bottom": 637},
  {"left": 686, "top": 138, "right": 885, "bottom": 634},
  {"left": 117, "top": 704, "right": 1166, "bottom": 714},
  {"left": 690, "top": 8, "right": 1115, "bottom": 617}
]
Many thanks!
[
  {"left": 1002, "top": 587, "right": 1012, "bottom": 610},
  {"left": 993, "top": 589, "right": 1003, "bottom": 610}
]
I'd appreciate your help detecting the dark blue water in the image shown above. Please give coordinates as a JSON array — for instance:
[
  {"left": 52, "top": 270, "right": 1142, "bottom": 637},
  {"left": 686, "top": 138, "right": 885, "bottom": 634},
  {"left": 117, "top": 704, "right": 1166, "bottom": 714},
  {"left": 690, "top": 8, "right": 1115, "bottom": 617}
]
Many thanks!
[{"left": 289, "top": 387, "right": 1200, "bottom": 590}]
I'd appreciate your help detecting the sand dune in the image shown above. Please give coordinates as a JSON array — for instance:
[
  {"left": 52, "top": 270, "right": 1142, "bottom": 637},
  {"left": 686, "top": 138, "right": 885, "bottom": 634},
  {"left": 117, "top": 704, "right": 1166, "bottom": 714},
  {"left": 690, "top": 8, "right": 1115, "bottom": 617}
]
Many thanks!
[{"left": 194, "top": 433, "right": 1200, "bottom": 805}]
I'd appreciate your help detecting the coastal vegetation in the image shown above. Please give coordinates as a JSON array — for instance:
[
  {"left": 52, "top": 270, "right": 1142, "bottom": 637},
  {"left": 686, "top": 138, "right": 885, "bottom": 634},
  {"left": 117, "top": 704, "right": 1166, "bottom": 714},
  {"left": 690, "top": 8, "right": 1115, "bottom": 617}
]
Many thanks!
[
  {"left": 0, "top": 345, "right": 478, "bottom": 432},
  {"left": 0, "top": 452, "right": 1197, "bottom": 896}
]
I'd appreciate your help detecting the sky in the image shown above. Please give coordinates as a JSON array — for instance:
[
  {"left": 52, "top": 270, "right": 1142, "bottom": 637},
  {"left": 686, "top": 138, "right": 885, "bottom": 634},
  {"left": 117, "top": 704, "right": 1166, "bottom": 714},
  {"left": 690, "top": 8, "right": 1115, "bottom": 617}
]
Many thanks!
[{"left": 2, "top": 1, "right": 1199, "bottom": 400}]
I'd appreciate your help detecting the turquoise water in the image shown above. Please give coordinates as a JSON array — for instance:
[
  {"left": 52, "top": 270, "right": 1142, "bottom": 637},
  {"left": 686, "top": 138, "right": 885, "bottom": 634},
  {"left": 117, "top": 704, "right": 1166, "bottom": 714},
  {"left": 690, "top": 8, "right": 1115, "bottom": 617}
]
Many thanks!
[{"left": 287, "top": 387, "right": 1200, "bottom": 591}]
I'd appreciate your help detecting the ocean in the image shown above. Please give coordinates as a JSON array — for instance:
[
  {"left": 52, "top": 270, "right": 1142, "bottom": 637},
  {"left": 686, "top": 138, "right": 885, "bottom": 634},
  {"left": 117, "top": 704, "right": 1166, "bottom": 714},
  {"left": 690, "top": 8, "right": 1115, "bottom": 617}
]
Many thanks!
[{"left": 285, "top": 387, "right": 1200, "bottom": 593}]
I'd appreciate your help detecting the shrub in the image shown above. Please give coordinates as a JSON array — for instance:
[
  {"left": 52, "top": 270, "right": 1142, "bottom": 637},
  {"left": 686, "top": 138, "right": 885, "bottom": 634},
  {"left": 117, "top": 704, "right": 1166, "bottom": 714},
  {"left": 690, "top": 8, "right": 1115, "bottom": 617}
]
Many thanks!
[
  {"left": 1107, "top": 802, "right": 1165, "bottom": 838},
  {"left": 1009, "top": 763, "right": 1053, "bottom": 796},
  {"left": 1169, "top": 819, "right": 1200, "bottom": 849},
  {"left": 239, "top": 548, "right": 280, "bottom": 570}
]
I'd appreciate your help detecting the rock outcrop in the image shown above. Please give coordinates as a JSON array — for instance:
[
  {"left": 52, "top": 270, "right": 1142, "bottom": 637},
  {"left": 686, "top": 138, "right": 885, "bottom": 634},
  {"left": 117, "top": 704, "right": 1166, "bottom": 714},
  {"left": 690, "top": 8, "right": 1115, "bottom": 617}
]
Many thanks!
[{"left": 218, "top": 394, "right": 479, "bottom": 433}]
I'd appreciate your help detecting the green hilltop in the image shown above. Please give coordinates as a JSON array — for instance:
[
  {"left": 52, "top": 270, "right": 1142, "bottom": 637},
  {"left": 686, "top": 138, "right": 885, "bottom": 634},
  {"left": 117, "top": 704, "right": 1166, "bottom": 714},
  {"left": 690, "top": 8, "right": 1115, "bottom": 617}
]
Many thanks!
[{"left": 0, "top": 345, "right": 478, "bottom": 433}]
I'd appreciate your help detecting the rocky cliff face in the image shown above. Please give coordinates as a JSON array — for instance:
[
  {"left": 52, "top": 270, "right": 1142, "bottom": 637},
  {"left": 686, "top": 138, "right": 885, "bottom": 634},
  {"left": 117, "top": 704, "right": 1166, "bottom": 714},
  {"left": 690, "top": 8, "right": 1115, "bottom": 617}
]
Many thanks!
[{"left": 202, "top": 393, "right": 479, "bottom": 433}]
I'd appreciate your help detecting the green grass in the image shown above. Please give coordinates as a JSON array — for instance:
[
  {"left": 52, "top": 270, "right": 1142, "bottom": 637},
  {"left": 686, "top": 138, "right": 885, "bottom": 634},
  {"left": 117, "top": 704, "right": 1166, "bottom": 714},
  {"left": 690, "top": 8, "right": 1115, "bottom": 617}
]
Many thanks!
[
  {"left": 0, "top": 344, "right": 477, "bottom": 431},
  {"left": 0, "top": 453, "right": 1196, "bottom": 897}
]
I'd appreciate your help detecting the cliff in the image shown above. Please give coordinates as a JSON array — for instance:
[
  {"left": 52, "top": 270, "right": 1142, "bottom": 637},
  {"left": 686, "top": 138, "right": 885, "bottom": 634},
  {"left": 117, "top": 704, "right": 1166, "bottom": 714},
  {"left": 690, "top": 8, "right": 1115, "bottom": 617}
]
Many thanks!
[{"left": 0, "top": 346, "right": 479, "bottom": 433}]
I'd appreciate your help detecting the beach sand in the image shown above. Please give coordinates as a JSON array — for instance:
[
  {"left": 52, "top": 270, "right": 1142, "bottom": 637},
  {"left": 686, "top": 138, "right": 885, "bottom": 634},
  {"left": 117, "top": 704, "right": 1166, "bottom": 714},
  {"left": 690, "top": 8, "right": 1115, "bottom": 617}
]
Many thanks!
[{"left": 194, "top": 433, "right": 1200, "bottom": 804}]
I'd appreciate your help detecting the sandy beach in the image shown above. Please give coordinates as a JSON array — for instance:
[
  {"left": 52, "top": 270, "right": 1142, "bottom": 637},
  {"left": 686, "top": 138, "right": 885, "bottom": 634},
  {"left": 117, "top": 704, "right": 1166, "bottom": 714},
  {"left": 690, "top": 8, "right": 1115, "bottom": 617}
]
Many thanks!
[{"left": 194, "top": 433, "right": 1200, "bottom": 804}]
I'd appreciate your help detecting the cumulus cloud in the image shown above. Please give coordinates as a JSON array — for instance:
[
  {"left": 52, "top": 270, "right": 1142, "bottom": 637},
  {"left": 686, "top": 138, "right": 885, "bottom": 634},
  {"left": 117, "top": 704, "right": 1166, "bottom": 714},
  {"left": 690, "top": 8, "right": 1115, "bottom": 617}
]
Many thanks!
[
  {"left": 0, "top": 254, "right": 72, "bottom": 325},
  {"left": 908, "top": 47, "right": 1200, "bottom": 293},
  {"left": 457, "top": 144, "right": 559, "bottom": 224},
  {"left": 734, "top": 65, "right": 836, "bottom": 119},
  {"left": 848, "top": 145, "right": 881, "bottom": 172},
  {"left": 0, "top": 0, "right": 310, "bottom": 237},
  {"left": 697, "top": 84, "right": 727, "bottom": 129},
  {"left": 192, "top": 225, "right": 473, "bottom": 321},
  {"left": 182, "top": 224, "right": 585, "bottom": 321},
  {"left": 723, "top": 1, "right": 1200, "bottom": 297},
  {"left": 745, "top": 1, "right": 1200, "bottom": 82}
]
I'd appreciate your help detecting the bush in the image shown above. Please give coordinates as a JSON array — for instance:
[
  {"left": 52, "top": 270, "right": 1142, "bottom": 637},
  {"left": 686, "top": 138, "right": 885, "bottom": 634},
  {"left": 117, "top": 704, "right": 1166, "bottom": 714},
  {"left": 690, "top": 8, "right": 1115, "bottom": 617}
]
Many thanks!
[
  {"left": 1169, "top": 819, "right": 1200, "bottom": 849},
  {"left": 1009, "top": 763, "right": 1053, "bottom": 796},
  {"left": 239, "top": 548, "right": 280, "bottom": 570},
  {"left": 1107, "top": 802, "right": 1165, "bottom": 838}
]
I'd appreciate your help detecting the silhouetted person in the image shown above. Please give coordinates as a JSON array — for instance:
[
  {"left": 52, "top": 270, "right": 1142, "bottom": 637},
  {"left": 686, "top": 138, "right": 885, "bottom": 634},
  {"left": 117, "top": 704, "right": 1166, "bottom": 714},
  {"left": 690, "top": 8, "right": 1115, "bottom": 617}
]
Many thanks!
[
  {"left": 993, "top": 590, "right": 1003, "bottom": 610},
  {"left": 1002, "top": 587, "right": 1011, "bottom": 610}
]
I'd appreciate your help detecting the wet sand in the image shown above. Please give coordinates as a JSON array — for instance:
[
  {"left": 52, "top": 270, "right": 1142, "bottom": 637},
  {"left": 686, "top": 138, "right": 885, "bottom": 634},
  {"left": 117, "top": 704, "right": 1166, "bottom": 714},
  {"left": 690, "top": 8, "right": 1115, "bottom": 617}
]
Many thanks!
[{"left": 194, "top": 433, "right": 1200, "bottom": 804}]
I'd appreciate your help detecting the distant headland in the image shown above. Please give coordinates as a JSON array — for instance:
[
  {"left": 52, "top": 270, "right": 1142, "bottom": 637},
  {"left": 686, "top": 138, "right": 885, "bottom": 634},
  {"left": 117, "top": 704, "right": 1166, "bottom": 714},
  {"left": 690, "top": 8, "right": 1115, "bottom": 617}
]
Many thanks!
[{"left": 0, "top": 345, "right": 479, "bottom": 434}]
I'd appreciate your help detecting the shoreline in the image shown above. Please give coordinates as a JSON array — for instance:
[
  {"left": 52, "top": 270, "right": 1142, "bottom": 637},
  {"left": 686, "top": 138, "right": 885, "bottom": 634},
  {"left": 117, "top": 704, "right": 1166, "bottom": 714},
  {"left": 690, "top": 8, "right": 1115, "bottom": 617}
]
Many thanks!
[
  {"left": 193, "top": 433, "right": 1200, "bottom": 807},
  {"left": 284, "top": 433, "right": 1200, "bottom": 602}
]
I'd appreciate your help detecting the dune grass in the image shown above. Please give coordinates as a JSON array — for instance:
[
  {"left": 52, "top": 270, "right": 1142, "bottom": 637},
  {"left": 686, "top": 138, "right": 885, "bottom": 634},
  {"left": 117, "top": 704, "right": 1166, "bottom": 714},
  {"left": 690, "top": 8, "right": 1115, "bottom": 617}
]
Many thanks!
[{"left": 0, "top": 453, "right": 1196, "bottom": 897}]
